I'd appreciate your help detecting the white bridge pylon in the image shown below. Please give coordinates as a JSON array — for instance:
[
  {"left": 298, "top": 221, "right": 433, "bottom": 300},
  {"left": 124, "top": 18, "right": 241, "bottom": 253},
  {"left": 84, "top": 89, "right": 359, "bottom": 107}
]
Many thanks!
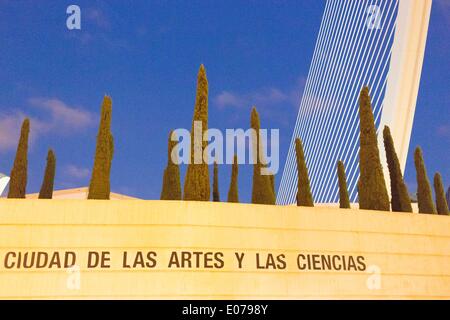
[{"left": 277, "top": 0, "right": 432, "bottom": 205}]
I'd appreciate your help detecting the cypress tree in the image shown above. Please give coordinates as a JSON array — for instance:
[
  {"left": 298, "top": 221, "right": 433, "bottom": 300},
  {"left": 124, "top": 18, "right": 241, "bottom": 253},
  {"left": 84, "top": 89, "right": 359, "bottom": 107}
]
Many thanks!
[
  {"left": 434, "top": 173, "right": 449, "bottom": 215},
  {"left": 295, "top": 138, "right": 314, "bottom": 207},
  {"left": 251, "top": 107, "right": 275, "bottom": 205},
  {"left": 227, "top": 155, "right": 239, "bottom": 203},
  {"left": 269, "top": 174, "right": 275, "bottom": 197},
  {"left": 383, "top": 126, "right": 412, "bottom": 212},
  {"left": 446, "top": 187, "right": 450, "bottom": 210},
  {"left": 337, "top": 160, "right": 350, "bottom": 209},
  {"left": 414, "top": 147, "right": 436, "bottom": 214},
  {"left": 88, "top": 96, "right": 114, "bottom": 200},
  {"left": 184, "top": 65, "right": 210, "bottom": 201},
  {"left": 213, "top": 162, "right": 220, "bottom": 202},
  {"left": 38, "top": 149, "right": 56, "bottom": 199},
  {"left": 357, "top": 87, "right": 390, "bottom": 211},
  {"left": 8, "top": 118, "right": 30, "bottom": 199},
  {"left": 160, "top": 131, "right": 181, "bottom": 200}
]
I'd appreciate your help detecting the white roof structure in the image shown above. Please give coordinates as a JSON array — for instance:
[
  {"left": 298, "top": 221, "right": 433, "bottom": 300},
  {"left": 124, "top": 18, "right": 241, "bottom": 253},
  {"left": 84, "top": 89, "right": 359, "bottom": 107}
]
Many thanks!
[{"left": 25, "top": 187, "right": 139, "bottom": 200}]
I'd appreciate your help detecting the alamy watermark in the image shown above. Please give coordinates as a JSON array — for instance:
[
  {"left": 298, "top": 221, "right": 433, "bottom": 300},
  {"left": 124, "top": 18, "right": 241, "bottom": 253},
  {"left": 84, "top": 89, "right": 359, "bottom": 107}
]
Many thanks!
[
  {"left": 172, "top": 121, "right": 279, "bottom": 175},
  {"left": 366, "top": 264, "right": 382, "bottom": 290},
  {"left": 66, "top": 5, "right": 81, "bottom": 30},
  {"left": 66, "top": 265, "right": 81, "bottom": 290},
  {"left": 366, "top": 5, "right": 382, "bottom": 30}
]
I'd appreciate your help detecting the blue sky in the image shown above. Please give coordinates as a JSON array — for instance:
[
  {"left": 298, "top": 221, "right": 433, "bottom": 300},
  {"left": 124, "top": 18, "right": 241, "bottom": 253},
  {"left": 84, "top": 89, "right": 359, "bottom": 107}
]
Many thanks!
[{"left": 0, "top": 0, "right": 448, "bottom": 201}]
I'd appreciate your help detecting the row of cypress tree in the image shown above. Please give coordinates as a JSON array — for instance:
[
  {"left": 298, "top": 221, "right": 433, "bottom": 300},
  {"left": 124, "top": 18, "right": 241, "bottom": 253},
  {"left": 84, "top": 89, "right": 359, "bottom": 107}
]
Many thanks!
[
  {"left": 5, "top": 95, "right": 114, "bottom": 200},
  {"left": 3, "top": 67, "right": 448, "bottom": 214},
  {"left": 160, "top": 65, "right": 276, "bottom": 204},
  {"left": 292, "top": 86, "right": 448, "bottom": 215},
  {"left": 159, "top": 68, "right": 448, "bottom": 214},
  {"left": 6, "top": 118, "right": 56, "bottom": 199}
]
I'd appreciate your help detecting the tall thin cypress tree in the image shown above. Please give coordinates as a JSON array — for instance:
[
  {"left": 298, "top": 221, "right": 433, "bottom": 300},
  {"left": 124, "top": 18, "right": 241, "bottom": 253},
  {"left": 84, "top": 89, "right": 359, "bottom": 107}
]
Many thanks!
[
  {"left": 250, "top": 107, "right": 275, "bottom": 205},
  {"left": 160, "top": 131, "right": 181, "bottom": 200},
  {"left": 8, "top": 118, "right": 30, "bottom": 199},
  {"left": 213, "top": 162, "right": 220, "bottom": 202},
  {"left": 184, "top": 65, "right": 210, "bottom": 201},
  {"left": 357, "top": 87, "right": 390, "bottom": 211},
  {"left": 295, "top": 138, "right": 314, "bottom": 207},
  {"left": 446, "top": 187, "right": 450, "bottom": 211},
  {"left": 414, "top": 147, "right": 436, "bottom": 214},
  {"left": 88, "top": 96, "right": 114, "bottom": 200},
  {"left": 269, "top": 174, "right": 275, "bottom": 198},
  {"left": 337, "top": 160, "right": 350, "bottom": 209},
  {"left": 227, "top": 155, "right": 239, "bottom": 203},
  {"left": 383, "top": 126, "right": 412, "bottom": 212},
  {"left": 434, "top": 172, "right": 449, "bottom": 215},
  {"left": 38, "top": 149, "right": 56, "bottom": 199}
]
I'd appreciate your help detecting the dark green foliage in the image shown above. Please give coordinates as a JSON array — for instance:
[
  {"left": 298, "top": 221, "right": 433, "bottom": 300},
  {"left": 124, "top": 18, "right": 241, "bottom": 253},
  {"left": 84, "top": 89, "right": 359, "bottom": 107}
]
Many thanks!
[
  {"left": 383, "top": 126, "right": 412, "bottom": 212},
  {"left": 184, "top": 65, "right": 210, "bottom": 201},
  {"left": 8, "top": 118, "right": 29, "bottom": 199},
  {"left": 414, "top": 147, "right": 436, "bottom": 214},
  {"left": 227, "top": 155, "right": 239, "bottom": 203},
  {"left": 269, "top": 174, "right": 275, "bottom": 197},
  {"left": 357, "top": 87, "right": 390, "bottom": 211},
  {"left": 250, "top": 107, "right": 275, "bottom": 205},
  {"left": 38, "top": 149, "right": 56, "bottom": 199},
  {"left": 213, "top": 162, "right": 220, "bottom": 202},
  {"left": 434, "top": 173, "right": 449, "bottom": 215},
  {"left": 295, "top": 138, "right": 314, "bottom": 207},
  {"left": 88, "top": 96, "right": 114, "bottom": 200},
  {"left": 446, "top": 187, "right": 450, "bottom": 211},
  {"left": 161, "top": 131, "right": 182, "bottom": 200},
  {"left": 337, "top": 161, "right": 350, "bottom": 209}
]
